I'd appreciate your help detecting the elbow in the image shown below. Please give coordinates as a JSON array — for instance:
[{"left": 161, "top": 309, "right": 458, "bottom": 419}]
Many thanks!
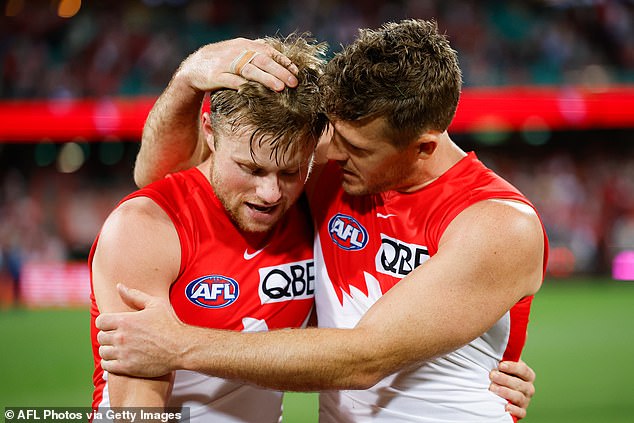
[
  {"left": 345, "top": 371, "right": 385, "bottom": 390},
  {"left": 331, "top": 329, "right": 404, "bottom": 390},
  {"left": 337, "top": 354, "right": 398, "bottom": 390},
  {"left": 133, "top": 139, "right": 159, "bottom": 188}
]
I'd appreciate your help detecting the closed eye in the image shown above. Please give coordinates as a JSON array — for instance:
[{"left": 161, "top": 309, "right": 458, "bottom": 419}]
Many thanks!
[
  {"left": 337, "top": 134, "right": 367, "bottom": 154},
  {"left": 281, "top": 169, "right": 300, "bottom": 176},
  {"left": 239, "top": 163, "right": 264, "bottom": 176}
]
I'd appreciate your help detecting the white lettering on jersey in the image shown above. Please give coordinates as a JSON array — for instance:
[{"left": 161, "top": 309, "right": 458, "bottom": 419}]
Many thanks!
[
  {"left": 375, "top": 234, "right": 429, "bottom": 278},
  {"left": 258, "top": 259, "right": 315, "bottom": 304}
]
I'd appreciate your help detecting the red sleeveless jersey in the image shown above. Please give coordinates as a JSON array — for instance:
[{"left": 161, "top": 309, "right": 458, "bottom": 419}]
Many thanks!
[
  {"left": 309, "top": 152, "right": 548, "bottom": 422},
  {"left": 90, "top": 167, "right": 314, "bottom": 420}
]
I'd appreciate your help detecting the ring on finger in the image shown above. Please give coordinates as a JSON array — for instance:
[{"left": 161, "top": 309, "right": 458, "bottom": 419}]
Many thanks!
[{"left": 230, "top": 50, "right": 260, "bottom": 75}]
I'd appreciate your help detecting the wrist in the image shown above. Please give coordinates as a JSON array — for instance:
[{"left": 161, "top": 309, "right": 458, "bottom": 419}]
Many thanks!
[
  {"left": 169, "top": 50, "right": 205, "bottom": 98},
  {"left": 170, "top": 66, "right": 204, "bottom": 100},
  {"left": 172, "top": 321, "right": 200, "bottom": 372}
]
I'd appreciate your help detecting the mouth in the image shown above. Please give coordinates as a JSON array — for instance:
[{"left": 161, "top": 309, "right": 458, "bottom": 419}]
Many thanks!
[
  {"left": 341, "top": 168, "right": 358, "bottom": 180},
  {"left": 246, "top": 202, "right": 278, "bottom": 214}
]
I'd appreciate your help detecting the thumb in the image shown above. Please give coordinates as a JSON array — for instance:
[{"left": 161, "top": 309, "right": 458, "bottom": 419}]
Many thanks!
[{"left": 117, "top": 283, "right": 151, "bottom": 311}]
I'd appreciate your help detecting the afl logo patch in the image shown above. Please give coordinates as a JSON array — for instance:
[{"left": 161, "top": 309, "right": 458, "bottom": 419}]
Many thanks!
[
  {"left": 328, "top": 213, "right": 368, "bottom": 251},
  {"left": 185, "top": 275, "right": 239, "bottom": 309}
]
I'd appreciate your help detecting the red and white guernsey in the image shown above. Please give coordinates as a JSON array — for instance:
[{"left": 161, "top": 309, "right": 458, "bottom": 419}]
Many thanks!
[
  {"left": 309, "top": 153, "right": 548, "bottom": 423},
  {"left": 90, "top": 167, "right": 315, "bottom": 423}
]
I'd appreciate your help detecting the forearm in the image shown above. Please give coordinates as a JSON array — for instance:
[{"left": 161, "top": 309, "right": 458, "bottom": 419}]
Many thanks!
[
  {"left": 173, "top": 271, "right": 511, "bottom": 391},
  {"left": 108, "top": 373, "right": 172, "bottom": 408},
  {"left": 134, "top": 70, "right": 204, "bottom": 187},
  {"left": 177, "top": 325, "right": 409, "bottom": 391}
]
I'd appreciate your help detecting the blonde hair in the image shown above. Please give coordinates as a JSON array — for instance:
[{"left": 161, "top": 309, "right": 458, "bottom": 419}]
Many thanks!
[{"left": 211, "top": 33, "right": 328, "bottom": 163}]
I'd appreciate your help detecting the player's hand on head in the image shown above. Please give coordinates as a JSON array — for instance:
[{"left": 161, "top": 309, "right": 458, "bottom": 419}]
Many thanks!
[
  {"left": 489, "top": 359, "right": 536, "bottom": 420},
  {"left": 177, "top": 37, "right": 299, "bottom": 94},
  {"left": 95, "top": 284, "right": 185, "bottom": 378}
]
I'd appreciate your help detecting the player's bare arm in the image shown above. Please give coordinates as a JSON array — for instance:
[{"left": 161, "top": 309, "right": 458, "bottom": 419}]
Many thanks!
[
  {"left": 97, "top": 198, "right": 543, "bottom": 390},
  {"left": 134, "top": 37, "right": 300, "bottom": 188},
  {"left": 339, "top": 199, "right": 544, "bottom": 387},
  {"left": 92, "top": 196, "right": 180, "bottom": 406}
]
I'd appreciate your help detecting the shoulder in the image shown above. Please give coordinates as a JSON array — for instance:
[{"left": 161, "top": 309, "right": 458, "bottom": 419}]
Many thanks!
[
  {"left": 479, "top": 198, "right": 542, "bottom": 236},
  {"left": 94, "top": 196, "right": 180, "bottom": 282},
  {"left": 445, "top": 199, "right": 542, "bottom": 240},
  {"left": 440, "top": 199, "right": 545, "bottom": 294},
  {"left": 105, "top": 196, "right": 174, "bottom": 236}
]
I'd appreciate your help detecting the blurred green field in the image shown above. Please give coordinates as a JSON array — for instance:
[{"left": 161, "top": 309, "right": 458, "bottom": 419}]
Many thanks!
[{"left": 1, "top": 278, "right": 633, "bottom": 422}]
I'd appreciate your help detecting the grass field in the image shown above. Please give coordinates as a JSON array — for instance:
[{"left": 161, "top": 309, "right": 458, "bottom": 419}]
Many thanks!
[{"left": 1, "top": 278, "right": 633, "bottom": 422}]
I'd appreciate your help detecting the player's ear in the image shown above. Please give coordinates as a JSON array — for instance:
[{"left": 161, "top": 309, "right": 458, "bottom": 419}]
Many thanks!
[
  {"left": 414, "top": 131, "right": 439, "bottom": 158},
  {"left": 201, "top": 112, "right": 216, "bottom": 153}
]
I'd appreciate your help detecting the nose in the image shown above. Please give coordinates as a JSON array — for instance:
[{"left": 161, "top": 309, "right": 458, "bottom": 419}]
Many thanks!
[
  {"left": 326, "top": 135, "right": 347, "bottom": 162},
  {"left": 255, "top": 174, "right": 282, "bottom": 204}
]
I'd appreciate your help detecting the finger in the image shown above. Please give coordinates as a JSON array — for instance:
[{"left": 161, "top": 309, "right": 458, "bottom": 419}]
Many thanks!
[
  {"left": 95, "top": 313, "right": 117, "bottom": 331},
  {"left": 117, "top": 283, "right": 150, "bottom": 311},
  {"left": 219, "top": 73, "right": 249, "bottom": 90},
  {"left": 252, "top": 50, "right": 299, "bottom": 87},
  {"left": 238, "top": 64, "right": 284, "bottom": 91},
  {"left": 230, "top": 50, "right": 259, "bottom": 75},
  {"left": 97, "top": 329, "right": 113, "bottom": 347},
  {"left": 100, "top": 358, "right": 121, "bottom": 375},
  {"left": 253, "top": 39, "right": 298, "bottom": 72},
  {"left": 499, "top": 360, "right": 536, "bottom": 383},
  {"left": 490, "top": 369, "right": 533, "bottom": 396},
  {"left": 267, "top": 47, "right": 299, "bottom": 76},
  {"left": 99, "top": 345, "right": 117, "bottom": 361},
  {"left": 505, "top": 403, "right": 527, "bottom": 420},
  {"left": 234, "top": 46, "right": 298, "bottom": 91},
  {"left": 489, "top": 382, "right": 528, "bottom": 409}
]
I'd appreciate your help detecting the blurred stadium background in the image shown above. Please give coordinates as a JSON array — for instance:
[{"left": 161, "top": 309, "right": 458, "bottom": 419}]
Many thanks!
[{"left": 1, "top": 0, "right": 633, "bottom": 422}]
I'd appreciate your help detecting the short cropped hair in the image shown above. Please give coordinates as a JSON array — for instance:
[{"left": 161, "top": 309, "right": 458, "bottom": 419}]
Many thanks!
[
  {"left": 211, "top": 33, "right": 328, "bottom": 163},
  {"left": 321, "top": 19, "right": 462, "bottom": 146}
]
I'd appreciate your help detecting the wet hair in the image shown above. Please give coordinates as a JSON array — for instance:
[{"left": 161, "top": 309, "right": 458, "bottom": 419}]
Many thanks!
[
  {"left": 321, "top": 19, "right": 462, "bottom": 146},
  {"left": 210, "top": 33, "right": 328, "bottom": 163}
]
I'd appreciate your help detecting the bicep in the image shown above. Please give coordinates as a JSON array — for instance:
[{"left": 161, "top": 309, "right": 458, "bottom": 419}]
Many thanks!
[
  {"left": 92, "top": 198, "right": 180, "bottom": 405},
  {"left": 355, "top": 200, "right": 544, "bottom": 369},
  {"left": 92, "top": 199, "right": 180, "bottom": 311}
]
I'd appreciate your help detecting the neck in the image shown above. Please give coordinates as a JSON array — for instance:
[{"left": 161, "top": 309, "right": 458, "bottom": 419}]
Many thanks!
[
  {"left": 398, "top": 133, "right": 466, "bottom": 193},
  {"left": 197, "top": 159, "right": 213, "bottom": 183}
]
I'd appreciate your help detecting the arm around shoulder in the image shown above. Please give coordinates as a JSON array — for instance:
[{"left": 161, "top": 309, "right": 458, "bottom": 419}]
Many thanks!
[{"left": 169, "top": 200, "right": 545, "bottom": 392}]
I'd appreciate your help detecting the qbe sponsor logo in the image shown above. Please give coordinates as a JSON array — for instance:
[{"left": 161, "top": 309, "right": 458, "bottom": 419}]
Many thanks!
[
  {"left": 259, "top": 259, "right": 315, "bottom": 303},
  {"left": 375, "top": 234, "right": 429, "bottom": 278},
  {"left": 328, "top": 213, "right": 368, "bottom": 250},
  {"left": 185, "top": 275, "right": 239, "bottom": 308}
]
